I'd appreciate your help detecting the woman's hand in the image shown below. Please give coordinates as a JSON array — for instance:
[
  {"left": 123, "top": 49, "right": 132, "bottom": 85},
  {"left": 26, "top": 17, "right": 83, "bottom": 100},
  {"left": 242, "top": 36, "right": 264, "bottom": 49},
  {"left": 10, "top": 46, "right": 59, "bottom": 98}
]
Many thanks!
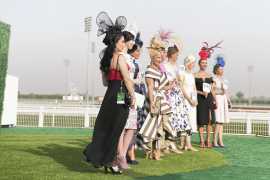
[
  {"left": 164, "top": 84, "right": 170, "bottom": 91},
  {"left": 191, "top": 100, "right": 198, "bottom": 107},
  {"left": 188, "top": 98, "right": 198, "bottom": 107},
  {"left": 150, "top": 102, "right": 156, "bottom": 114},
  {"left": 130, "top": 96, "right": 136, "bottom": 109},
  {"left": 203, "top": 92, "right": 208, "bottom": 98}
]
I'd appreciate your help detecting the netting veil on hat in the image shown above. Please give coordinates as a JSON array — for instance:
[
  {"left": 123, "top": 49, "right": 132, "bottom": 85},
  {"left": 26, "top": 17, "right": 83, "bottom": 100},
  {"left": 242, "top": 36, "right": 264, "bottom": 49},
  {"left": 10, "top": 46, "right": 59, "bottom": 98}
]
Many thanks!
[{"left": 96, "top": 11, "right": 127, "bottom": 46}]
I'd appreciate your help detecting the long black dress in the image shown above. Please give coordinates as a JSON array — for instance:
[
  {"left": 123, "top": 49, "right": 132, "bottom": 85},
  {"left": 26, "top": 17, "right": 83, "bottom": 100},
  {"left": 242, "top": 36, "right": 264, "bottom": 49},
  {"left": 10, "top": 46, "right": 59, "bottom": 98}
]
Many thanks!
[
  {"left": 195, "top": 77, "right": 216, "bottom": 126},
  {"left": 84, "top": 70, "right": 129, "bottom": 167}
]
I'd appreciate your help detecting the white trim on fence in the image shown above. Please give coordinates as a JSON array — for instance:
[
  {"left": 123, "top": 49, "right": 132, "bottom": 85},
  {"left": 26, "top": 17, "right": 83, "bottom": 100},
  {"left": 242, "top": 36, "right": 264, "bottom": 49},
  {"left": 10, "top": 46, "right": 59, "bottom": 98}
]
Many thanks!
[{"left": 16, "top": 106, "right": 270, "bottom": 136}]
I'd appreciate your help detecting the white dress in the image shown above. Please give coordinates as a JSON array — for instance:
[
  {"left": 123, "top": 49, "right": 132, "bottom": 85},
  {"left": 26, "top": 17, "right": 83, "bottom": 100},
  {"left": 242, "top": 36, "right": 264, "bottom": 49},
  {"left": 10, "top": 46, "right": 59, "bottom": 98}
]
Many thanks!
[
  {"left": 180, "top": 71, "right": 198, "bottom": 132},
  {"left": 163, "top": 62, "right": 191, "bottom": 134},
  {"left": 124, "top": 53, "right": 137, "bottom": 130},
  {"left": 213, "top": 76, "right": 230, "bottom": 123}
]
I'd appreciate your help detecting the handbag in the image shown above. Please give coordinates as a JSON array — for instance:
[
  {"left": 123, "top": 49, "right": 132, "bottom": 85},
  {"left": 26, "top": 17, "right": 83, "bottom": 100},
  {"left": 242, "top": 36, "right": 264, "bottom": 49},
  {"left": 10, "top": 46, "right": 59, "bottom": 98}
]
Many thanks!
[
  {"left": 150, "top": 96, "right": 161, "bottom": 116},
  {"left": 209, "top": 93, "right": 217, "bottom": 110},
  {"left": 115, "top": 55, "right": 131, "bottom": 107}
]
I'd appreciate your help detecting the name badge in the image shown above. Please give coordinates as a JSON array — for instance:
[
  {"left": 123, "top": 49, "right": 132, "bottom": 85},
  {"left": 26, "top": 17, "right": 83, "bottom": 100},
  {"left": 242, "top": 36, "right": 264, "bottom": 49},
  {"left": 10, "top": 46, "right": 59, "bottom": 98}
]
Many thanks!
[
  {"left": 203, "top": 83, "right": 211, "bottom": 93},
  {"left": 117, "top": 91, "right": 125, "bottom": 104}
]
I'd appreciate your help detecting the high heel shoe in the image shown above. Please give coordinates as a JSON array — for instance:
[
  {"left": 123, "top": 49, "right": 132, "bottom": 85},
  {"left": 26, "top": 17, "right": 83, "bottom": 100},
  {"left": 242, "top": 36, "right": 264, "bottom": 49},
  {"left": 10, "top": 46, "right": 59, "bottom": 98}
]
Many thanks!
[
  {"left": 104, "top": 166, "right": 122, "bottom": 175},
  {"left": 212, "top": 142, "right": 219, "bottom": 148},
  {"left": 205, "top": 140, "right": 212, "bottom": 148},
  {"left": 218, "top": 142, "right": 225, "bottom": 148},
  {"left": 145, "top": 150, "right": 152, "bottom": 159},
  {"left": 117, "top": 156, "right": 128, "bottom": 170},
  {"left": 169, "top": 142, "right": 183, "bottom": 154},
  {"left": 152, "top": 149, "right": 161, "bottom": 160},
  {"left": 187, "top": 146, "right": 199, "bottom": 152},
  {"left": 200, "top": 141, "right": 205, "bottom": 148}
]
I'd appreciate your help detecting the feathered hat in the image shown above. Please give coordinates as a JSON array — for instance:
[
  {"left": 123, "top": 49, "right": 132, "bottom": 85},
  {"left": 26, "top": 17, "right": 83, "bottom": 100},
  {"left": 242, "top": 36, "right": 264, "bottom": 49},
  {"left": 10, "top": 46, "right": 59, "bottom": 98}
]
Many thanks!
[
  {"left": 158, "top": 29, "right": 182, "bottom": 51},
  {"left": 215, "top": 54, "right": 226, "bottom": 67},
  {"left": 199, "top": 41, "right": 223, "bottom": 60}
]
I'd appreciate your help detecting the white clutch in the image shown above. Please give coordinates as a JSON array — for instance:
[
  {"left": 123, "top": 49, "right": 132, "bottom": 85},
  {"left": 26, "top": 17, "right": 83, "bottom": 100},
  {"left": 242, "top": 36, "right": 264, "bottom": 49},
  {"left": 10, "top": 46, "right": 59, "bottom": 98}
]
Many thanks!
[{"left": 135, "top": 92, "right": 145, "bottom": 108}]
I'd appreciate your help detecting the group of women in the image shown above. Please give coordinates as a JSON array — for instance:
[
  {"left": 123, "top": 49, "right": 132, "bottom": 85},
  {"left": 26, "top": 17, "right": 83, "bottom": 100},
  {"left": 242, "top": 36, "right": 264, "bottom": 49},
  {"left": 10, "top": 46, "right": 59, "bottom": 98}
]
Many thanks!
[{"left": 83, "top": 12, "right": 231, "bottom": 174}]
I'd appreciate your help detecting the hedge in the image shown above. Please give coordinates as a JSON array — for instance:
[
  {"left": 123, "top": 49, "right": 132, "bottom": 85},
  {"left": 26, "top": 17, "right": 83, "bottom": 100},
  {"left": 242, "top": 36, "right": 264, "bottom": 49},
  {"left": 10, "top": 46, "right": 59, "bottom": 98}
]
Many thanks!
[{"left": 0, "top": 21, "right": 10, "bottom": 124}]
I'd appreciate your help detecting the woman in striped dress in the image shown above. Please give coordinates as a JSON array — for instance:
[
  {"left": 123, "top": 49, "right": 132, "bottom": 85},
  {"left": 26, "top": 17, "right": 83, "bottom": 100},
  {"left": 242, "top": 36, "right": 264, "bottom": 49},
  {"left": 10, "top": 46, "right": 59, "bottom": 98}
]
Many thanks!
[{"left": 139, "top": 48, "right": 175, "bottom": 160}]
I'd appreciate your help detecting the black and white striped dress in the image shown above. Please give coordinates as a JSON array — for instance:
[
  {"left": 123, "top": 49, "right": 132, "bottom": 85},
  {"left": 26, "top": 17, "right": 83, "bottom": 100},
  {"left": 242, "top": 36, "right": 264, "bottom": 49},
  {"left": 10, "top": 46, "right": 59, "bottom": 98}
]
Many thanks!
[{"left": 139, "top": 67, "right": 176, "bottom": 148}]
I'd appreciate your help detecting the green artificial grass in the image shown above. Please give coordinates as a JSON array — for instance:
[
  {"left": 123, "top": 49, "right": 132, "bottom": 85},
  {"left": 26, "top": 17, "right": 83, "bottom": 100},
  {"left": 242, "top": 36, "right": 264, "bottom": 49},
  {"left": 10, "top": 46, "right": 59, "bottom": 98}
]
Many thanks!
[{"left": 0, "top": 128, "right": 270, "bottom": 180}]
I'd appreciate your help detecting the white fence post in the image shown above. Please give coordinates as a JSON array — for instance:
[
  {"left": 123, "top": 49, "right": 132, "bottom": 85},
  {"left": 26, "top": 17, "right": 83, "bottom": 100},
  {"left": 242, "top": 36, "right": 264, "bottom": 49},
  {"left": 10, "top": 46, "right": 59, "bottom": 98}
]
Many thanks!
[
  {"left": 268, "top": 119, "right": 270, "bottom": 136},
  {"left": 84, "top": 108, "right": 90, "bottom": 128},
  {"left": 52, "top": 107, "right": 56, "bottom": 127},
  {"left": 246, "top": 113, "right": 252, "bottom": 135},
  {"left": 38, "top": 106, "right": 44, "bottom": 128}
]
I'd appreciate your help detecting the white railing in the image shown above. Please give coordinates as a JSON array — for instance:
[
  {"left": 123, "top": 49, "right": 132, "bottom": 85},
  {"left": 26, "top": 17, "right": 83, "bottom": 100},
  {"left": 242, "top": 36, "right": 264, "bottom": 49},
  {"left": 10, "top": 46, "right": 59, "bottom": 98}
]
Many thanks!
[
  {"left": 225, "top": 111, "right": 270, "bottom": 136},
  {"left": 16, "top": 106, "right": 270, "bottom": 136},
  {"left": 17, "top": 106, "right": 99, "bottom": 128}
]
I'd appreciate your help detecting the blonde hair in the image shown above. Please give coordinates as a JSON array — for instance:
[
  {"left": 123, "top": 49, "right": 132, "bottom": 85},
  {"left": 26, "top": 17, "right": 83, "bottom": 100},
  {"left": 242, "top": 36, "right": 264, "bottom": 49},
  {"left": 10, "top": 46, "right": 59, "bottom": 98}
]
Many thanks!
[
  {"left": 147, "top": 36, "right": 166, "bottom": 51},
  {"left": 148, "top": 48, "right": 161, "bottom": 61},
  {"left": 184, "top": 55, "right": 196, "bottom": 67}
]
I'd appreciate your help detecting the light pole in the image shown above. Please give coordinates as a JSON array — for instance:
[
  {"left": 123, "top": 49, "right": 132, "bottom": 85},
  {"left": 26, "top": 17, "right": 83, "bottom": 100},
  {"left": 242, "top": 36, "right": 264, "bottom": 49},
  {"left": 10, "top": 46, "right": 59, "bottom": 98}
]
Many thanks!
[
  {"left": 247, "top": 65, "right": 254, "bottom": 106},
  {"left": 91, "top": 41, "right": 96, "bottom": 104},
  {"left": 63, "top": 59, "right": 70, "bottom": 95},
  {"left": 84, "top": 16, "right": 92, "bottom": 104}
]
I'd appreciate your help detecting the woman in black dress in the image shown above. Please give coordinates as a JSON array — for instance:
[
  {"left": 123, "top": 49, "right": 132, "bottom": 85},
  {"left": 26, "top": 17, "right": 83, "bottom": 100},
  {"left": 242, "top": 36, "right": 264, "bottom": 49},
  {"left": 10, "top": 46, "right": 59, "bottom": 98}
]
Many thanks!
[
  {"left": 195, "top": 42, "right": 221, "bottom": 148},
  {"left": 83, "top": 12, "right": 135, "bottom": 174}
]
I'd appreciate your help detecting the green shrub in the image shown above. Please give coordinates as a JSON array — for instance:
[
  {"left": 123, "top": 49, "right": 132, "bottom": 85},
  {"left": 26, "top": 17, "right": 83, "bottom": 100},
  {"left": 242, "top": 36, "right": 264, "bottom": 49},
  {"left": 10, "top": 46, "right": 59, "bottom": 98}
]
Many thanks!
[{"left": 0, "top": 21, "right": 11, "bottom": 124}]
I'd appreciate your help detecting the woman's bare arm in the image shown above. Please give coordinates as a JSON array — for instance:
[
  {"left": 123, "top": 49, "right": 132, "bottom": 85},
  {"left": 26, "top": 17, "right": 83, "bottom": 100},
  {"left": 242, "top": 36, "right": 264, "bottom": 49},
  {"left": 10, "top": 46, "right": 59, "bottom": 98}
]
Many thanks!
[
  {"left": 146, "top": 77, "right": 154, "bottom": 105},
  {"left": 177, "top": 75, "right": 192, "bottom": 104},
  {"left": 118, "top": 55, "right": 135, "bottom": 104}
]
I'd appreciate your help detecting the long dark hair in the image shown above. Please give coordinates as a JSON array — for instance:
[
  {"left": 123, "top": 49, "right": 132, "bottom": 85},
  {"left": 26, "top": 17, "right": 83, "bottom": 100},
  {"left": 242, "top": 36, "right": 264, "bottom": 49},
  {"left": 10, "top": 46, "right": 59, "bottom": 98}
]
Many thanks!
[
  {"left": 128, "top": 32, "right": 143, "bottom": 54},
  {"left": 122, "top": 31, "right": 135, "bottom": 42},
  {"left": 96, "top": 11, "right": 127, "bottom": 75},
  {"left": 100, "top": 32, "right": 124, "bottom": 75},
  {"left": 213, "top": 64, "right": 221, "bottom": 75}
]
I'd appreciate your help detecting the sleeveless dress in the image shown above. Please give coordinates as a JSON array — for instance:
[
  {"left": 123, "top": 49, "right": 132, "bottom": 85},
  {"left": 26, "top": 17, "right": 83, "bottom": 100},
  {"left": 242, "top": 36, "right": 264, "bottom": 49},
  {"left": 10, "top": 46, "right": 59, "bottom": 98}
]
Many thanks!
[
  {"left": 124, "top": 53, "right": 137, "bottom": 130},
  {"left": 195, "top": 77, "right": 216, "bottom": 126},
  {"left": 84, "top": 63, "right": 130, "bottom": 167},
  {"left": 213, "top": 76, "right": 230, "bottom": 123},
  {"left": 180, "top": 71, "right": 198, "bottom": 132}
]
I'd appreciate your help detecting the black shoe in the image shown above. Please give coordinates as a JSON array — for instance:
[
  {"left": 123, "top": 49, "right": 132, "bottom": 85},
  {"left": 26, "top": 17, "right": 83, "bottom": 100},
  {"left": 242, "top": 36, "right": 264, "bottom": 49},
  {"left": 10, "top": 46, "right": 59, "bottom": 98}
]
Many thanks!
[
  {"left": 213, "top": 144, "right": 220, "bottom": 148},
  {"left": 218, "top": 142, "right": 225, "bottom": 148},
  {"left": 104, "top": 166, "right": 123, "bottom": 175}
]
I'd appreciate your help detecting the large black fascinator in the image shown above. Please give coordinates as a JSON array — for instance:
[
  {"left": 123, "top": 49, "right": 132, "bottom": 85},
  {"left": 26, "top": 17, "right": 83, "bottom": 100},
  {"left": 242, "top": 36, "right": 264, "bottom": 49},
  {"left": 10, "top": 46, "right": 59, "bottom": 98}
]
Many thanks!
[{"left": 96, "top": 11, "right": 127, "bottom": 46}]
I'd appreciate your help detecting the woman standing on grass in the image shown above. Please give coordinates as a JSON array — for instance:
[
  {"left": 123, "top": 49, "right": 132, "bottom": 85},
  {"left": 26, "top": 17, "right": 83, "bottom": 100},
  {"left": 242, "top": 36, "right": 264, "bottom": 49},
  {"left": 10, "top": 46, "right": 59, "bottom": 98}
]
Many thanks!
[
  {"left": 115, "top": 27, "right": 136, "bottom": 170},
  {"left": 126, "top": 32, "right": 145, "bottom": 165},
  {"left": 83, "top": 12, "right": 135, "bottom": 174},
  {"left": 195, "top": 42, "right": 222, "bottom": 148},
  {"left": 212, "top": 56, "right": 231, "bottom": 148},
  {"left": 139, "top": 42, "right": 173, "bottom": 160},
  {"left": 178, "top": 55, "right": 198, "bottom": 151},
  {"left": 163, "top": 45, "right": 192, "bottom": 153},
  {"left": 179, "top": 55, "right": 198, "bottom": 134}
]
